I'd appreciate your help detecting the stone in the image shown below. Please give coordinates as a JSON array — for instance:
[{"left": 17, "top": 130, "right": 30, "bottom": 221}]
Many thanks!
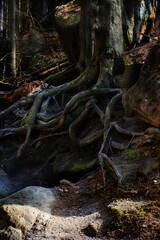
[
  {"left": 0, "top": 187, "right": 9, "bottom": 199},
  {"left": 52, "top": 148, "right": 98, "bottom": 184},
  {"left": 0, "top": 186, "right": 56, "bottom": 231},
  {"left": 122, "top": 45, "right": 160, "bottom": 128},
  {"left": 87, "top": 223, "right": 98, "bottom": 237},
  {"left": 0, "top": 226, "right": 22, "bottom": 240}
]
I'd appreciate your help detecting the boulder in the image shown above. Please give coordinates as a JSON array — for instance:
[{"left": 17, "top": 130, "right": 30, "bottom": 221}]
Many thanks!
[
  {"left": 122, "top": 45, "right": 160, "bottom": 128},
  {"left": 0, "top": 186, "right": 56, "bottom": 231},
  {"left": 0, "top": 226, "right": 22, "bottom": 240},
  {"left": 0, "top": 187, "right": 9, "bottom": 199},
  {"left": 52, "top": 148, "right": 98, "bottom": 184}
]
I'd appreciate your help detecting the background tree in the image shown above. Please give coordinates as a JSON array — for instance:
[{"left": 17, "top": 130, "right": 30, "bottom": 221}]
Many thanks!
[{"left": 9, "top": 0, "right": 16, "bottom": 79}]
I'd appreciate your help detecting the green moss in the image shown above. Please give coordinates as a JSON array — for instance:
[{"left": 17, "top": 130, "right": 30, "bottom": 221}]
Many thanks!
[
  {"left": 72, "top": 69, "right": 86, "bottom": 85},
  {"left": 86, "top": 158, "right": 98, "bottom": 168},
  {"left": 22, "top": 108, "right": 32, "bottom": 123},
  {"left": 111, "top": 207, "right": 124, "bottom": 219},
  {"left": 72, "top": 105, "right": 84, "bottom": 117},
  {"left": 122, "top": 145, "right": 143, "bottom": 161},
  {"left": 138, "top": 208, "right": 146, "bottom": 215},
  {"left": 71, "top": 158, "right": 97, "bottom": 172}
]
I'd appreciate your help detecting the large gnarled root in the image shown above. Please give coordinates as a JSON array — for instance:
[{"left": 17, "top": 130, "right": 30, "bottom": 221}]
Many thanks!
[
  {"left": 0, "top": 60, "right": 100, "bottom": 157},
  {"left": 69, "top": 100, "right": 104, "bottom": 146},
  {"left": 98, "top": 92, "right": 122, "bottom": 186},
  {"left": 68, "top": 88, "right": 121, "bottom": 146}
]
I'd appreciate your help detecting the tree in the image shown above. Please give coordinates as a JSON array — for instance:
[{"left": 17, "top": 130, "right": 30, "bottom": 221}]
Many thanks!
[
  {"left": 0, "top": 0, "right": 159, "bottom": 185},
  {"left": 10, "top": 0, "right": 16, "bottom": 79}
]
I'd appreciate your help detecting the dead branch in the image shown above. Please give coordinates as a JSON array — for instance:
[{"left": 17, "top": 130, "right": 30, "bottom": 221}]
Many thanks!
[{"left": 31, "top": 58, "right": 68, "bottom": 79}]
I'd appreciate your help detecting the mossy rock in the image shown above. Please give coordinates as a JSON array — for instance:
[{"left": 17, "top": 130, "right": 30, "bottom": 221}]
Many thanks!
[
  {"left": 54, "top": 1, "right": 80, "bottom": 64},
  {"left": 52, "top": 148, "right": 98, "bottom": 184}
]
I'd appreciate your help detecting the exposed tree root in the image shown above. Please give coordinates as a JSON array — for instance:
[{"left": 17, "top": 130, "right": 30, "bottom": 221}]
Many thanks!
[
  {"left": 1, "top": 51, "right": 158, "bottom": 187},
  {"left": 111, "top": 121, "right": 144, "bottom": 136},
  {"left": 98, "top": 93, "right": 122, "bottom": 185},
  {"left": 93, "top": 103, "right": 105, "bottom": 125},
  {"left": 99, "top": 152, "right": 122, "bottom": 182},
  {"left": 110, "top": 141, "right": 126, "bottom": 150},
  {"left": 69, "top": 101, "right": 103, "bottom": 146},
  {"left": 0, "top": 126, "right": 25, "bottom": 138},
  {"left": 0, "top": 60, "right": 100, "bottom": 157},
  {"left": 68, "top": 88, "right": 121, "bottom": 146},
  {"left": 0, "top": 93, "right": 37, "bottom": 119},
  {"left": 30, "top": 131, "right": 67, "bottom": 147}
]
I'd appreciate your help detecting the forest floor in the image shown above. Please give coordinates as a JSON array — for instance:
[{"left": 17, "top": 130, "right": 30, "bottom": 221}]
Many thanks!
[
  {"left": 0, "top": 39, "right": 159, "bottom": 239},
  {"left": 23, "top": 168, "right": 160, "bottom": 240},
  {"left": 0, "top": 25, "right": 160, "bottom": 239}
]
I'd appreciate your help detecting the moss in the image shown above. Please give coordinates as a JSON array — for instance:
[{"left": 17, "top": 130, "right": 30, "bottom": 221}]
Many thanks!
[
  {"left": 138, "top": 208, "right": 146, "bottom": 215},
  {"left": 72, "top": 68, "right": 86, "bottom": 85},
  {"left": 86, "top": 158, "right": 98, "bottom": 168},
  {"left": 122, "top": 145, "right": 144, "bottom": 161},
  {"left": 71, "top": 158, "right": 97, "bottom": 172},
  {"left": 72, "top": 105, "right": 84, "bottom": 117},
  {"left": 111, "top": 207, "right": 124, "bottom": 219},
  {"left": 22, "top": 107, "right": 32, "bottom": 123}
]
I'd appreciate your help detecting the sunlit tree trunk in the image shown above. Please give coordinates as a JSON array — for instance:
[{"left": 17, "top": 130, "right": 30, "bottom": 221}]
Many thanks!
[
  {"left": 10, "top": 0, "right": 16, "bottom": 78},
  {"left": 0, "top": 0, "right": 3, "bottom": 35}
]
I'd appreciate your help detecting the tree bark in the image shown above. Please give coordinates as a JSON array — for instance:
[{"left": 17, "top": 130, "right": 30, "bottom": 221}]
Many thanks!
[
  {"left": 10, "top": 0, "right": 16, "bottom": 79},
  {"left": 79, "top": 0, "right": 93, "bottom": 72}
]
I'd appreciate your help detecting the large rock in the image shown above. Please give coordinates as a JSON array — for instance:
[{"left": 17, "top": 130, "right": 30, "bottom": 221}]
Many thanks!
[
  {"left": 0, "top": 186, "right": 56, "bottom": 231},
  {"left": 0, "top": 226, "right": 22, "bottom": 240},
  {"left": 52, "top": 147, "right": 98, "bottom": 184},
  {"left": 122, "top": 45, "right": 160, "bottom": 128},
  {"left": 0, "top": 187, "right": 9, "bottom": 199}
]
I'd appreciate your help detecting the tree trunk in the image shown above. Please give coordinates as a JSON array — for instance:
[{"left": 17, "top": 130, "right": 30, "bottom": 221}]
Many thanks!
[
  {"left": 3, "top": 0, "right": 9, "bottom": 39},
  {"left": 9, "top": 0, "right": 16, "bottom": 79},
  {"left": 79, "top": 0, "right": 93, "bottom": 72},
  {"left": 94, "top": 0, "right": 125, "bottom": 87}
]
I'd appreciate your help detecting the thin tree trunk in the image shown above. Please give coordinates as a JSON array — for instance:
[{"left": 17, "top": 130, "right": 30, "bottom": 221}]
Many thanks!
[
  {"left": 10, "top": 0, "right": 16, "bottom": 79},
  {"left": 3, "top": 0, "right": 8, "bottom": 39}
]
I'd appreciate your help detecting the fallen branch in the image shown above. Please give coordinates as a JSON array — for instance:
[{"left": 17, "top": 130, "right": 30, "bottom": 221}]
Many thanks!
[
  {"left": 39, "top": 61, "right": 70, "bottom": 78},
  {"left": 31, "top": 58, "right": 68, "bottom": 79}
]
